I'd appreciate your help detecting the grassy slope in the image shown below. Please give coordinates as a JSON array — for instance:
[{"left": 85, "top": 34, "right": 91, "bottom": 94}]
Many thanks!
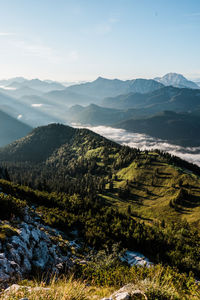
[
  {"left": 96, "top": 151, "right": 200, "bottom": 228},
  {"left": 55, "top": 136, "right": 200, "bottom": 228}
]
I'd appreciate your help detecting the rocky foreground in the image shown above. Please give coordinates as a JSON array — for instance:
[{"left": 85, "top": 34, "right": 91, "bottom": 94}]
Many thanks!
[
  {"left": 0, "top": 207, "right": 77, "bottom": 286},
  {"left": 1, "top": 283, "right": 147, "bottom": 299}
]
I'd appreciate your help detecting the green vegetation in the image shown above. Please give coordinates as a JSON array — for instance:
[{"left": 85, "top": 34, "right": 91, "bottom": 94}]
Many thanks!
[
  {"left": 1, "top": 124, "right": 200, "bottom": 229},
  {"left": 1, "top": 124, "right": 200, "bottom": 298},
  {"left": 77, "top": 256, "right": 200, "bottom": 299},
  {"left": 1, "top": 264, "right": 199, "bottom": 299},
  {"left": 1, "top": 178, "right": 200, "bottom": 276}
]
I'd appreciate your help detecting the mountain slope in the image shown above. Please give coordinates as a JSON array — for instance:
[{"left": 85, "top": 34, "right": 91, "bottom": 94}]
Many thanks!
[
  {"left": 154, "top": 73, "right": 199, "bottom": 89},
  {"left": 1, "top": 123, "right": 200, "bottom": 230},
  {"left": 102, "top": 86, "right": 200, "bottom": 113},
  {"left": 44, "top": 89, "right": 96, "bottom": 106},
  {"left": 67, "top": 104, "right": 140, "bottom": 125},
  {"left": 2, "top": 85, "right": 43, "bottom": 98},
  {"left": 0, "top": 110, "right": 32, "bottom": 146},
  {"left": 115, "top": 111, "right": 200, "bottom": 146}
]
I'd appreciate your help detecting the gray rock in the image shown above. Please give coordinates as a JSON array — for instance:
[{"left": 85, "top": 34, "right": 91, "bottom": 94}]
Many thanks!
[
  {"left": 23, "top": 257, "right": 32, "bottom": 272},
  {"left": 102, "top": 284, "right": 147, "bottom": 300},
  {"left": 0, "top": 212, "right": 76, "bottom": 284},
  {"left": 31, "top": 228, "right": 40, "bottom": 243},
  {"left": 0, "top": 253, "right": 5, "bottom": 259}
]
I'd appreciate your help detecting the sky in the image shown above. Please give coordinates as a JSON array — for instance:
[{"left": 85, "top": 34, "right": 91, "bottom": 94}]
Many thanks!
[{"left": 0, "top": 0, "right": 200, "bottom": 81}]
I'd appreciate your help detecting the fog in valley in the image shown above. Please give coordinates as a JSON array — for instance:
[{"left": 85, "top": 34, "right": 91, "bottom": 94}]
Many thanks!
[{"left": 73, "top": 124, "right": 200, "bottom": 166}]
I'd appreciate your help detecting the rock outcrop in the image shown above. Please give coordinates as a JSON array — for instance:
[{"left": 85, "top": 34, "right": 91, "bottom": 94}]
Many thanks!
[
  {"left": 122, "top": 250, "right": 151, "bottom": 267},
  {"left": 0, "top": 208, "right": 77, "bottom": 286}
]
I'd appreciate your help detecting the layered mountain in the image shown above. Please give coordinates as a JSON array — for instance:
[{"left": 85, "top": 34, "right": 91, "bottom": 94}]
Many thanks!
[
  {"left": 43, "top": 77, "right": 163, "bottom": 108},
  {"left": 43, "top": 89, "right": 96, "bottom": 106},
  {"left": 65, "top": 77, "right": 164, "bottom": 99},
  {"left": 115, "top": 111, "right": 200, "bottom": 147},
  {"left": 102, "top": 86, "right": 200, "bottom": 113},
  {"left": 0, "top": 110, "right": 32, "bottom": 146},
  {"left": 6, "top": 78, "right": 65, "bottom": 93},
  {"left": 154, "top": 73, "right": 199, "bottom": 89},
  {"left": 2, "top": 85, "right": 43, "bottom": 98},
  {"left": 0, "top": 77, "right": 26, "bottom": 86},
  {"left": 67, "top": 104, "right": 141, "bottom": 125},
  {"left": 0, "top": 90, "right": 61, "bottom": 127}
]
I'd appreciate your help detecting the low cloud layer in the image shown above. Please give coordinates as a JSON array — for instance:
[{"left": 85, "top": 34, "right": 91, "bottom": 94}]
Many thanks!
[{"left": 73, "top": 125, "right": 200, "bottom": 166}]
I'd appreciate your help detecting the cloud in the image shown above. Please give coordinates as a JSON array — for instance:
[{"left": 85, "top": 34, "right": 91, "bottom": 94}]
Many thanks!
[
  {"left": 31, "top": 104, "right": 43, "bottom": 107},
  {"left": 73, "top": 124, "right": 200, "bottom": 166},
  {"left": 0, "top": 32, "right": 13, "bottom": 36}
]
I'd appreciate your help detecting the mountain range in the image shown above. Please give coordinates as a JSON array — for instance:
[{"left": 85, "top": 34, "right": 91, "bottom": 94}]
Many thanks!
[
  {"left": 101, "top": 86, "right": 200, "bottom": 112},
  {"left": 67, "top": 104, "right": 140, "bottom": 126},
  {"left": 0, "top": 77, "right": 66, "bottom": 93},
  {"left": 0, "top": 72, "right": 200, "bottom": 148}
]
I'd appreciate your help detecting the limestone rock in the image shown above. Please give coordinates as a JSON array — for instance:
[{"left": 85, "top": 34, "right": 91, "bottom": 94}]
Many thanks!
[
  {"left": 0, "top": 210, "right": 77, "bottom": 284},
  {"left": 101, "top": 284, "right": 147, "bottom": 300}
]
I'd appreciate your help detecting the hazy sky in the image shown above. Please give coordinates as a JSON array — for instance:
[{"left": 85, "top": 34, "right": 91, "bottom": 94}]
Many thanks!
[{"left": 0, "top": 0, "right": 200, "bottom": 81}]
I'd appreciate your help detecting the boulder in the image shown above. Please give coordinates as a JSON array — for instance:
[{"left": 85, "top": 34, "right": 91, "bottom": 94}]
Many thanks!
[{"left": 101, "top": 284, "right": 147, "bottom": 300}]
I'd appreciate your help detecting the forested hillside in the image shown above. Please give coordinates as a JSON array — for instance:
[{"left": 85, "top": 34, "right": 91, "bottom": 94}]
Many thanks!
[{"left": 1, "top": 123, "right": 200, "bottom": 230}]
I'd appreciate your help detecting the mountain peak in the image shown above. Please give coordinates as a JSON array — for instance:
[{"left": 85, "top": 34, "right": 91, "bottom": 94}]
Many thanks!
[
  {"left": 162, "top": 73, "right": 186, "bottom": 80},
  {"left": 96, "top": 76, "right": 107, "bottom": 81},
  {"left": 154, "top": 72, "right": 199, "bottom": 89}
]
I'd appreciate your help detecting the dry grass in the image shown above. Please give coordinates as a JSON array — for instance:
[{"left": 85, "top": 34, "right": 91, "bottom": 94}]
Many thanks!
[{"left": 0, "top": 277, "right": 114, "bottom": 300}]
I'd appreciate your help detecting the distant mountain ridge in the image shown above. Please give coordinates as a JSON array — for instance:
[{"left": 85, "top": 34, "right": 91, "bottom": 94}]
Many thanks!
[
  {"left": 66, "top": 77, "right": 164, "bottom": 99},
  {"left": 0, "top": 90, "right": 61, "bottom": 127},
  {"left": 7, "top": 78, "right": 65, "bottom": 93},
  {"left": 0, "top": 77, "right": 65, "bottom": 92},
  {"left": 67, "top": 104, "right": 141, "bottom": 125},
  {"left": 102, "top": 86, "right": 200, "bottom": 113}
]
